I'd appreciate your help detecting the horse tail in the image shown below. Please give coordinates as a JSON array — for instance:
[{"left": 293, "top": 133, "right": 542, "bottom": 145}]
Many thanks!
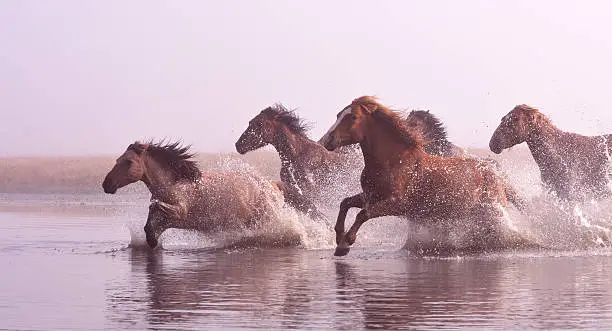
[{"left": 504, "top": 183, "right": 527, "bottom": 212}]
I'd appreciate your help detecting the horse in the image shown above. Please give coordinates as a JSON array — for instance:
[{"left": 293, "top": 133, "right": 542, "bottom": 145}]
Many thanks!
[
  {"left": 405, "top": 110, "right": 465, "bottom": 157},
  {"left": 235, "top": 104, "right": 361, "bottom": 206},
  {"left": 489, "top": 104, "right": 612, "bottom": 201},
  {"left": 319, "top": 96, "right": 524, "bottom": 256},
  {"left": 407, "top": 109, "right": 526, "bottom": 210},
  {"left": 102, "top": 141, "right": 306, "bottom": 248}
]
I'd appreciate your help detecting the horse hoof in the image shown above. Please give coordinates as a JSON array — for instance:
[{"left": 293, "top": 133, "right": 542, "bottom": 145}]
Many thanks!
[{"left": 334, "top": 246, "right": 351, "bottom": 256}]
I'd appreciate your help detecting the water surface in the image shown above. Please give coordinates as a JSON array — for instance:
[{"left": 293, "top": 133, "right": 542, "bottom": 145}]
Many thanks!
[{"left": 1, "top": 193, "right": 612, "bottom": 330}]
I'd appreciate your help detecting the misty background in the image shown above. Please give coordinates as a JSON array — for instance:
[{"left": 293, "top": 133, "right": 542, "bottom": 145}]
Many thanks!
[{"left": 2, "top": 1, "right": 612, "bottom": 156}]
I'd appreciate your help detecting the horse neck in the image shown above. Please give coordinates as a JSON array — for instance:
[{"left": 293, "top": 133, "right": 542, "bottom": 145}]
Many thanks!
[
  {"left": 271, "top": 127, "right": 314, "bottom": 164},
  {"left": 141, "top": 155, "right": 182, "bottom": 199},
  {"left": 360, "top": 120, "right": 420, "bottom": 169},
  {"left": 525, "top": 120, "right": 564, "bottom": 167}
]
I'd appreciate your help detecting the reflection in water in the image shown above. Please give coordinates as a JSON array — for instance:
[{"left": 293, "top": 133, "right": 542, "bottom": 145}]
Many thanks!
[{"left": 105, "top": 249, "right": 612, "bottom": 330}]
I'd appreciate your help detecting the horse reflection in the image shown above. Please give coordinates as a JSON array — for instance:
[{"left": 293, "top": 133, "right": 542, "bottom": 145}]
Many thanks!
[{"left": 334, "top": 258, "right": 504, "bottom": 329}]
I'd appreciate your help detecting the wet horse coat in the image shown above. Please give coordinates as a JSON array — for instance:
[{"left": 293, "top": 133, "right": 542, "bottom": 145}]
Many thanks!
[
  {"left": 236, "top": 104, "right": 361, "bottom": 206},
  {"left": 320, "top": 96, "right": 519, "bottom": 256},
  {"left": 489, "top": 104, "right": 612, "bottom": 201},
  {"left": 102, "top": 141, "right": 301, "bottom": 247}
]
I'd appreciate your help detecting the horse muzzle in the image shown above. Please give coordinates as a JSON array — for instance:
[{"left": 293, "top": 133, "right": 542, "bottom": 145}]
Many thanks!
[
  {"left": 489, "top": 139, "right": 503, "bottom": 154},
  {"left": 318, "top": 134, "right": 338, "bottom": 151},
  {"left": 102, "top": 178, "right": 117, "bottom": 194},
  {"left": 235, "top": 141, "right": 249, "bottom": 155}
]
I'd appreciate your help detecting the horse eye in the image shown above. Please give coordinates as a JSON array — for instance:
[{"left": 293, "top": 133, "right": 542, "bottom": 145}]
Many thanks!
[{"left": 350, "top": 114, "right": 357, "bottom": 120}]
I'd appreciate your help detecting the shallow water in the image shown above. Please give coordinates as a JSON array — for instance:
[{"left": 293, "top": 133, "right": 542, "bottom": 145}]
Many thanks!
[{"left": 2, "top": 193, "right": 612, "bottom": 330}]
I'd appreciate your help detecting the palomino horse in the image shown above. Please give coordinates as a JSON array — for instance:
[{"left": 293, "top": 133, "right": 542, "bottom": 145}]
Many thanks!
[
  {"left": 319, "top": 96, "right": 520, "bottom": 256},
  {"left": 235, "top": 104, "right": 361, "bottom": 206},
  {"left": 489, "top": 104, "right": 612, "bottom": 201},
  {"left": 102, "top": 141, "right": 306, "bottom": 248},
  {"left": 405, "top": 110, "right": 465, "bottom": 157}
]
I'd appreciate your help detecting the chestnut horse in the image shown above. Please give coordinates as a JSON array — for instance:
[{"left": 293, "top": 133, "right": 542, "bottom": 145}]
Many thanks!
[
  {"left": 235, "top": 104, "right": 361, "bottom": 205},
  {"left": 407, "top": 109, "right": 525, "bottom": 210},
  {"left": 489, "top": 104, "right": 612, "bottom": 201},
  {"left": 405, "top": 110, "right": 465, "bottom": 157},
  {"left": 102, "top": 141, "right": 309, "bottom": 247},
  {"left": 319, "top": 96, "right": 519, "bottom": 256}
]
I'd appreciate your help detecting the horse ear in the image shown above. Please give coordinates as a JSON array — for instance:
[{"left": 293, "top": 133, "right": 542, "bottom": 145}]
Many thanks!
[
  {"left": 131, "top": 143, "right": 149, "bottom": 155},
  {"left": 360, "top": 103, "right": 376, "bottom": 114},
  {"left": 426, "top": 110, "right": 430, "bottom": 113}
]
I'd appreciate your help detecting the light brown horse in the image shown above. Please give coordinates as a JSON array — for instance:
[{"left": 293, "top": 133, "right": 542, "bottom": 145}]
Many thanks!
[
  {"left": 319, "top": 96, "right": 518, "bottom": 256},
  {"left": 235, "top": 104, "right": 361, "bottom": 205},
  {"left": 489, "top": 104, "right": 612, "bottom": 201},
  {"left": 102, "top": 141, "right": 304, "bottom": 248}
]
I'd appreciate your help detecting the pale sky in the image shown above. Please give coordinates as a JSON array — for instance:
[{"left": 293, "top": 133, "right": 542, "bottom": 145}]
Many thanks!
[{"left": 2, "top": 1, "right": 612, "bottom": 156}]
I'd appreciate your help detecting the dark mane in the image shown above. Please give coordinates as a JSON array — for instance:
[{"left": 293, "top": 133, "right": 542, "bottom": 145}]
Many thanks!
[
  {"left": 352, "top": 96, "right": 424, "bottom": 148},
  {"left": 130, "top": 140, "right": 201, "bottom": 182},
  {"left": 262, "top": 103, "right": 310, "bottom": 137},
  {"left": 407, "top": 110, "right": 449, "bottom": 144}
]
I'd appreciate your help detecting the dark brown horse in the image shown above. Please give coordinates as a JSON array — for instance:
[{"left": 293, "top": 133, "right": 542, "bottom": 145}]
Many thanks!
[
  {"left": 319, "top": 96, "right": 522, "bottom": 256},
  {"left": 405, "top": 110, "right": 465, "bottom": 157},
  {"left": 102, "top": 141, "right": 306, "bottom": 247},
  {"left": 489, "top": 104, "right": 612, "bottom": 201},
  {"left": 235, "top": 104, "right": 361, "bottom": 205}
]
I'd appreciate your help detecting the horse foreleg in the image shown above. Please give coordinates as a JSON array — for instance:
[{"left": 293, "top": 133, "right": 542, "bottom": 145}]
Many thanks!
[
  {"left": 334, "top": 193, "right": 365, "bottom": 255},
  {"left": 335, "top": 198, "right": 397, "bottom": 257}
]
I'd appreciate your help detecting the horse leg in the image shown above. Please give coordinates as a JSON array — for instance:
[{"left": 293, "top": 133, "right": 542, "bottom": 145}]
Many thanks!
[
  {"left": 334, "top": 193, "right": 365, "bottom": 252},
  {"left": 335, "top": 197, "right": 395, "bottom": 256},
  {"left": 504, "top": 184, "right": 527, "bottom": 212},
  {"left": 274, "top": 181, "right": 325, "bottom": 220},
  {"left": 145, "top": 201, "right": 186, "bottom": 248}
]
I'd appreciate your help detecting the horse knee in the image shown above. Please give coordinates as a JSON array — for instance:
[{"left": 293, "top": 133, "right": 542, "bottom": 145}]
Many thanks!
[{"left": 339, "top": 198, "right": 351, "bottom": 211}]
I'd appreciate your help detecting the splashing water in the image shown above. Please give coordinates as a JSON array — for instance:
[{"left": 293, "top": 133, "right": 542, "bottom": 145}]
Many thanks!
[
  {"left": 124, "top": 152, "right": 612, "bottom": 255},
  {"left": 126, "top": 157, "right": 336, "bottom": 250}
]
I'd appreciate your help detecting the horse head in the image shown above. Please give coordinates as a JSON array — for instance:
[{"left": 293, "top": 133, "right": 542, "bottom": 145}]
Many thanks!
[
  {"left": 489, "top": 104, "right": 541, "bottom": 154},
  {"left": 236, "top": 104, "right": 309, "bottom": 154},
  {"left": 318, "top": 96, "right": 377, "bottom": 150},
  {"left": 102, "top": 142, "right": 148, "bottom": 194},
  {"left": 235, "top": 108, "right": 277, "bottom": 154}
]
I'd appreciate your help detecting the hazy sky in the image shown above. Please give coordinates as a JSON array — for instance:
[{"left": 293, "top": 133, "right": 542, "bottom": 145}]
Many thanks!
[{"left": 2, "top": 1, "right": 612, "bottom": 156}]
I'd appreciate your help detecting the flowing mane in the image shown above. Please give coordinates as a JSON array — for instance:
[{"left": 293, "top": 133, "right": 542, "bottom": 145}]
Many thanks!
[
  {"left": 407, "top": 110, "right": 449, "bottom": 143},
  {"left": 262, "top": 103, "right": 310, "bottom": 137},
  {"left": 513, "top": 104, "right": 556, "bottom": 129},
  {"left": 130, "top": 141, "right": 201, "bottom": 182},
  {"left": 352, "top": 96, "right": 424, "bottom": 148}
]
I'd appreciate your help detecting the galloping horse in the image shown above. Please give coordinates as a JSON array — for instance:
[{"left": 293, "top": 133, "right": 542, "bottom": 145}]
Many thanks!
[
  {"left": 489, "top": 104, "right": 612, "bottom": 201},
  {"left": 405, "top": 110, "right": 465, "bottom": 157},
  {"left": 407, "top": 109, "right": 525, "bottom": 210},
  {"left": 235, "top": 104, "right": 361, "bottom": 205},
  {"left": 319, "top": 96, "right": 518, "bottom": 256},
  {"left": 102, "top": 141, "right": 305, "bottom": 248}
]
